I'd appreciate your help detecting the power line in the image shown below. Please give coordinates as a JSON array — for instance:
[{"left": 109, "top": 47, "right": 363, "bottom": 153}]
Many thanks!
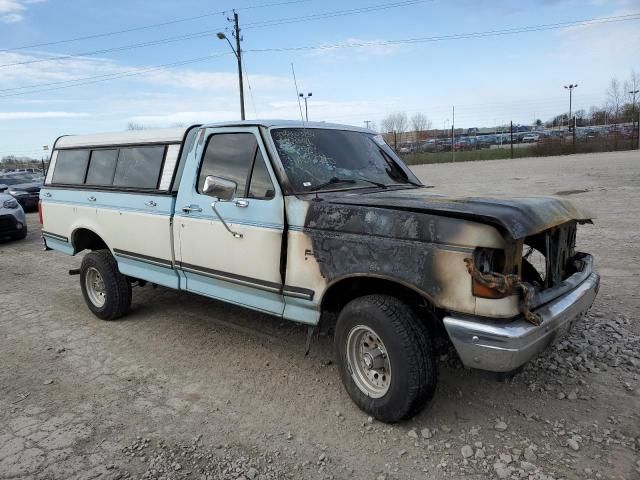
[
  {"left": 242, "top": 0, "right": 428, "bottom": 29},
  {"left": 0, "top": 0, "right": 313, "bottom": 53},
  {"left": 244, "top": 13, "right": 640, "bottom": 54},
  {"left": 2, "top": 13, "right": 638, "bottom": 98},
  {"left": 0, "top": 0, "right": 428, "bottom": 69}
]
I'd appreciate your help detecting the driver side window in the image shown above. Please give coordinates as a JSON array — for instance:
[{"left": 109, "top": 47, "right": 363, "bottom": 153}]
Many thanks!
[
  {"left": 198, "top": 133, "right": 255, "bottom": 195},
  {"left": 197, "top": 133, "right": 275, "bottom": 199}
]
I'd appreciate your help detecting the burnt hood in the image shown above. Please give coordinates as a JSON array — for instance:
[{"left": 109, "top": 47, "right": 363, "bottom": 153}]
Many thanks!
[{"left": 321, "top": 187, "right": 593, "bottom": 239}]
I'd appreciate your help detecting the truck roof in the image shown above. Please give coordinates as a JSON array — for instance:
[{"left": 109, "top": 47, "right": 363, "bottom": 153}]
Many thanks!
[{"left": 54, "top": 120, "right": 372, "bottom": 150}]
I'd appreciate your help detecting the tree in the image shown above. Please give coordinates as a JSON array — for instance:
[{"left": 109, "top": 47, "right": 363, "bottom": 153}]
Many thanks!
[
  {"left": 606, "top": 77, "right": 624, "bottom": 125},
  {"left": 381, "top": 115, "right": 396, "bottom": 134},
  {"left": 380, "top": 112, "right": 409, "bottom": 148},
  {"left": 588, "top": 106, "right": 608, "bottom": 126},
  {"left": 411, "top": 113, "right": 432, "bottom": 141},
  {"left": 624, "top": 69, "right": 640, "bottom": 143},
  {"left": 395, "top": 112, "right": 408, "bottom": 137},
  {"left": 535, "top": 119, "right": 543, "bottom": 128}
]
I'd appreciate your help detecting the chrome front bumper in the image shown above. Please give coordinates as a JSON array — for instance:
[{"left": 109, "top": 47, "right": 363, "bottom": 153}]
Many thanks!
[{"left": 443, "top": 258, "right": 600, "bottom": 373}]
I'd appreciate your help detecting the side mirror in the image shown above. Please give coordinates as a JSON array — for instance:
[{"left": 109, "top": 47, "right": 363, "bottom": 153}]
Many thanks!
[
  {"left": 0, "top": 184, "right": 7, "bottom": 193},
  {"left": 203, "top": 175, "right": 236, "bottom": 201}
]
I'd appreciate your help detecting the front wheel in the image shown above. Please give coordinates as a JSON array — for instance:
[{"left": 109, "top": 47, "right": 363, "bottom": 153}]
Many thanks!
[
  {"left": 80, "top": 250, "right": 131, "bottom": 320},
  {"left": 334, "top": 295, "right": 437, "bottom": 423}
]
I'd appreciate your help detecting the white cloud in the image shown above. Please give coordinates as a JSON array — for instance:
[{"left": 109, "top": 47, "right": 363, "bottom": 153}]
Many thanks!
[
  {"left": 556, "top": 9, "right": 640, "bottom": 66},
  {"left": 0, "top": 51, "right": 290, "bottom": 95},
  {"left": 0, "top": 111, "right": 89, "bottom": 120},
  {"left": 0, "top": 0, "right": 45, "bottom": 23}
]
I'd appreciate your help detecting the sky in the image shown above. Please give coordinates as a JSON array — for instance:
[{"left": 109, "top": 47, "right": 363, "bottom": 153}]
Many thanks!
[{"left": 1, "top": 0, "right": 639, "bottom": 158}]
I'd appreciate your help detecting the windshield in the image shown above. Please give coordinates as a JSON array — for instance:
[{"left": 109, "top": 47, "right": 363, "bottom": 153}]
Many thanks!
[{"left": 270, "top": 128, "right": 419, "bottom": 193}]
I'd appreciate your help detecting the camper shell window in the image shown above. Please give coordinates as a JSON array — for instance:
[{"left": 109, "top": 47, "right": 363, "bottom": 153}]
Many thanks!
[{"left": 50, "top": 144, "right": 175, "bottom": 192}]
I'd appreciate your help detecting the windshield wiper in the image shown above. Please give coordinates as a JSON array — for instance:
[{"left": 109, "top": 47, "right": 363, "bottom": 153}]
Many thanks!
[
  {"left": 357, "top": 177, "right": 388, "bottom": 189},
  {"left": 307, "top": 176, "right": 356, "bottom": 192}
]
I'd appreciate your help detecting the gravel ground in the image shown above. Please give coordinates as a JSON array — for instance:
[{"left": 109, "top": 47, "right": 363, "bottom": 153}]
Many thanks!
[{"left": 1, "top": 150, "right": 639, "bottom": 480}]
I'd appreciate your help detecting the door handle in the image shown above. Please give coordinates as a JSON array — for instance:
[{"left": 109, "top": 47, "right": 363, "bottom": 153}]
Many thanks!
[
  {"left": 182, "top": 204, "right": 202, "bottom": 213},
  {"left": 145, "top": 200, "right": 157, "bottom": 208},
  {"left": 235, "top": 200, "right": 249, "bottom": 208},
  {"left": 88, "top": 196, "right": 96, "bottom": 202},
  {"left": 43, "top": 192, "right": 52, "bottom": 198}
]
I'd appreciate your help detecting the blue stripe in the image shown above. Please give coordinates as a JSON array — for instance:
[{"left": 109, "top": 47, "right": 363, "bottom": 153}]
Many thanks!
[
  {"left": 115, "top": 255, "right": 181, "bottom": 289},
  {"left": 40, "top": 188, "right": 175, "bottom": 216},
  {"left": 44, "top": 236, "right": 74, "bottom": 255},
  {"left": 43, "top": 198, "right": 172, "bottom": 216},
  {"left": 184, "top": 270, "right": 284, "bottom": 316},
  {"left": 175, "top": 212, "right": 283, "bottom": 230}
]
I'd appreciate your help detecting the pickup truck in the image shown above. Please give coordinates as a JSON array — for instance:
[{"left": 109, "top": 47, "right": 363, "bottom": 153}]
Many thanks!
[{"left": 40, "top": 120, "right": 599, "bottom": 422}]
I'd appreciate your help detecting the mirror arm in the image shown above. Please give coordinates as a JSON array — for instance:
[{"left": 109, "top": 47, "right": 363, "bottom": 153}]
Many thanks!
[{"left": 211, "top": 201, "right": 243, "bottom": 239}]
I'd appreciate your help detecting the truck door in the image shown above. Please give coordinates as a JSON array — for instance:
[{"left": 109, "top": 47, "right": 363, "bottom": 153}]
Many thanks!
[{"left": 174, "top": 126, "right": 285, "bottom": 315}]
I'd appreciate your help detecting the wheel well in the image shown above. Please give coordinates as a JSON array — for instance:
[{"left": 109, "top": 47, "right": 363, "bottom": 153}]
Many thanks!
[
  {"left": 72, "top": 228, "right": 108, "bottom": 254},
  {"left": 320, "top": 277, "right": 442, "bottom": 333}
]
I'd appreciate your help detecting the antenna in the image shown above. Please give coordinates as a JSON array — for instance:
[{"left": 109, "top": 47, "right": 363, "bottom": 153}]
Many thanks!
[{"left": 291, "top": 63, "right": 305, "bottom": 123}]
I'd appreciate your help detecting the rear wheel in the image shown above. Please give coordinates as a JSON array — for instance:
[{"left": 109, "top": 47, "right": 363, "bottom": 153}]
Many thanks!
[
  {"left": 80, "top": 250, "right": 131, "bottom": 320},
  {"left": 334, "top": 294, "right": 438, "bottom": 423}
]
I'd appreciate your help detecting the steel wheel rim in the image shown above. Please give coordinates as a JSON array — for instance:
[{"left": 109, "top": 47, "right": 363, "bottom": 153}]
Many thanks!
[
  {"left": 85, "top": 267, "right": 106, "bottom": 308},
  {"left": 346, "top": 325, "right": 391, "bottom": 398}
]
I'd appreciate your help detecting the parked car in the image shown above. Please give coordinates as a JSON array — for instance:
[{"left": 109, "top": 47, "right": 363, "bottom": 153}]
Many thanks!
[
  {"left": 0, "top": 191, "right": 27, "bottom": 240},
  {"left": 0, "top": 174, "right": 43, "bottom": 211},
  {"left": 522, "top": 134, "right": 541, "bottom": 143},
  {"left": 40, "top": 121, "right": 599, "bottom": 422}
]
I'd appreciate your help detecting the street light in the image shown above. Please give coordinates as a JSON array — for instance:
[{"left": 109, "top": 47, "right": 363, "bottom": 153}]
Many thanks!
[
  {"left": 299, "top": 92, "right": 312, "bottom": 121},
  {"left": 217, "top": 19, "right": 245, "bottom": 120},
  {"left": 564, "top": 84, "right": 578, "bottom": 131}
]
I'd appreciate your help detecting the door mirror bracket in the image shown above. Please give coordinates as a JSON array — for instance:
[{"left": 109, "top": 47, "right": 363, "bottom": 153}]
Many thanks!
[
  {"left": 211, "top": 200, "right": 243, "bottom": 239},
  {"left": 203, "top": 175, "right": 243, "bottom": 238}
]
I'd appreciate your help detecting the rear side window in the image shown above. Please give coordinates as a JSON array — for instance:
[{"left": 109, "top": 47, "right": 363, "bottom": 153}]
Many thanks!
[
  {"left": 86, "top": 149, "right": 118, "bottom": 185},
  {"left": 198, "top": 133, "right": 256, "bottom": 195},
  {"left": 52, "top": 150, "right": 90, "bottom": 184},
  {"left": 113, "top": 146, "right": 165, "bottom": 189}
]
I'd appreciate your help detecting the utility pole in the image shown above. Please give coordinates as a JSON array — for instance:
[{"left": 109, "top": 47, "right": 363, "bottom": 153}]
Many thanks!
[
  {"left": 630, "top": 88, "right": 639, "bottom": 149},
  {"left": 299, "top": 92, "right": 312, "bottom": 121},
  {"left": 234, "top": 12, "right": 244, "bottom": 120},
  {"left": 364, "top": 120, "right": 372, "bottom": 129},
  {"left": 216, "top": 12, "right": 245, "bottom": 120},
  {"left": 451, "top": 105, "right": 455, "bottom": 162},
  {"left": 510, "top": 121, "right": 514, "bottom": 159},
  {"left": 564, "top": 84, "right": 578, "bottom": 132}
]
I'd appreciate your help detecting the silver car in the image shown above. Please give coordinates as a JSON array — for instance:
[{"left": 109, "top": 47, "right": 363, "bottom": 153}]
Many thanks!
[{"left": 0, "top": 192, "right": 27, "bottom": 240}]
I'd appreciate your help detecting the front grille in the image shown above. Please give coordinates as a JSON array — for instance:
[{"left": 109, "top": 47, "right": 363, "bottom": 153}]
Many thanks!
[{"left": 521, "top": 222, "right": 577, "bottom": 289}]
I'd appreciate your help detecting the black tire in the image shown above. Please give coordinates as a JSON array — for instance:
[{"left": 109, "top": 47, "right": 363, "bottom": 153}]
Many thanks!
[
  {"left": 80, "top": 250, "right": 131, "bottom": 320},
  {"left": 334, "top": 295, "right": 438, "bottom": 423},
  {"left": 11, "top": 225, "right": 27, "bottom": 240}
]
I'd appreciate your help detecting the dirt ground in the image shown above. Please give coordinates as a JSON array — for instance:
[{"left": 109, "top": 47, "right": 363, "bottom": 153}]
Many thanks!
[{"left": 1, "top": 150, "right": 638, "bottom": 480}]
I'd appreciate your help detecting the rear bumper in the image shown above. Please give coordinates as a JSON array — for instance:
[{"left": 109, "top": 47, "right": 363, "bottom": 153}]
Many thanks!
[{"left": 443, "top": 256, "right": 599, "bottom": 373}]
